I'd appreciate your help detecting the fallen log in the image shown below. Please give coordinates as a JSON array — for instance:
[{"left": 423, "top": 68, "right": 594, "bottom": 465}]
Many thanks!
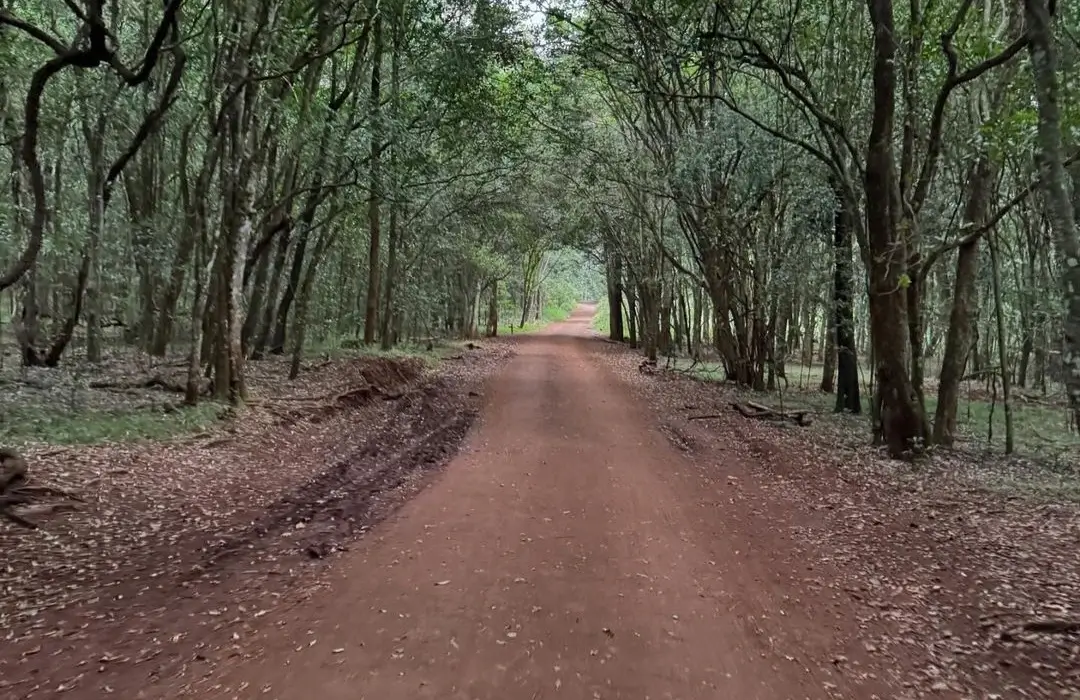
[
  {"left": 1021, "top": 619, "right": 1080, "bottom": 634},
  {"left": 89, "top": 374, "right": 203, "bottom": 394},
  {"left": 728, "top": 401, "right": 813, "bottom": 426}
]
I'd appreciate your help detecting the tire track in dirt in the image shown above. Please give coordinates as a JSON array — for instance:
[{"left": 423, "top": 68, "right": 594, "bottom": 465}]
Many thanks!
[
  {"left": 1, "top": 353, "right": 501, "bottom": 700},
  {"left": 142, "top": 306, "right": 905, "bottom": 700}
]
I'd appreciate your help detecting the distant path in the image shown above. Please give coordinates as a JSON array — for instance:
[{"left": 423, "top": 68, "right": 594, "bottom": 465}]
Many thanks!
[{"left": 166, "top": 304, "right": 896, "bottom": 699}]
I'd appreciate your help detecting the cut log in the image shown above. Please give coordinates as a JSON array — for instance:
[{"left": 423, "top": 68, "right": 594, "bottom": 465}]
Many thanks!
[
  {"left": 89, "top": 374, "right": 204, "bottom": 394},
  {"left": 728, "top": 401, "right": 813, "bottom": 426}
]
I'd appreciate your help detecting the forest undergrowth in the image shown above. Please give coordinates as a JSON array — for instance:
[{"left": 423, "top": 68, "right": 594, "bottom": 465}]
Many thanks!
[
  {"left": 597, "top": 339, "right": 1080, "bottom": 698},
  {"left": 0, "top": 340, "right": 510, "bottom": 698}
]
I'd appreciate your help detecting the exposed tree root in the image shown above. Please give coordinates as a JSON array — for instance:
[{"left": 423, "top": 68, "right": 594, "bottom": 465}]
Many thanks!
[{"left": 1, "top": 449, "right": 81, "bottom": 529}]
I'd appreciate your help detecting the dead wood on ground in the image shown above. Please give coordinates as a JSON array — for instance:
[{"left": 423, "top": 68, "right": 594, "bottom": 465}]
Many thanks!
[
  {"left": 88, "top": 374, "right": 206, "bottom": 395},
  {"left": 1, "top": 448, "right": 82, "bottom": 529},
  {"left": 698, "top": 400, "right": 814, "bottom": 426}
]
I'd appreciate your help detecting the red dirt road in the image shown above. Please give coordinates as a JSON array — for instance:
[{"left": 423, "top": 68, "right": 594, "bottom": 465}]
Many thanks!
[{"left": 160, "top": 306, "right": 899, "bottom": 700}]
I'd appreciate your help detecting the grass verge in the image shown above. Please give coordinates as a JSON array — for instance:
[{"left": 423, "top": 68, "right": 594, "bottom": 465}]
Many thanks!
[
  {"left": 497, "top": 302, "right": 576, "bottom": 335},
  {"left": 591, "top": 302, "right": 611, "bottom": 335},
  {"left": 1, "top": 401, "right": 225, "bottom": 446},
  {"left": 670, "top": 357, "right": 1080, "bottom": 458}
]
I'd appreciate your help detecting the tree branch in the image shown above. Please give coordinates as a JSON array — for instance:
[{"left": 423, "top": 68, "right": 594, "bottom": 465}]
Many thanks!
[{"left": 911, "top": 3, "right": 1029, "bottom": 212}]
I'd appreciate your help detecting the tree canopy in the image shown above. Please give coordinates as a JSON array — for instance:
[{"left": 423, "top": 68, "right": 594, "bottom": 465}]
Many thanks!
[{"left": 1, "top": 0, "right": 1078, "bottom": 457}]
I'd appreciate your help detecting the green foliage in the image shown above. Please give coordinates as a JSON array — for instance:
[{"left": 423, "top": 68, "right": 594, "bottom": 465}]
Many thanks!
[
  {"left": 0, "top": 402, "right": 224, "bottom": 446},
  {"left": 591, "top": 300, "right": 610, "bottom": 335}
]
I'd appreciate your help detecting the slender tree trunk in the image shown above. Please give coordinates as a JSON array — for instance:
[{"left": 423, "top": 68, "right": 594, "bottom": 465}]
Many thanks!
[
  {"left": 84, "top": 115, "right": 106, "bottom": 363},
  {"left": 380, "top": 203, "right": 399, "bottom": 349},
  {"left": 988, "top": 230, "right": 1015, "bottom": 452},
  {"left": 821, "top": 316, "right": 836, "bottom": 393},
  {"left": 290, "top": 230, "right": 335, "bottom": 379},
  {"left": 243, "top": 242, "right": 273, "bottom": 354},
  {"left": 866, "top": 0, "right": 924, "bottom": 454},
  {"left": 801, "top": 297, "right": 817, "bottom": 365},
  {"left": 658, "top": 280, "right": 672, "bottom": 357},
  {"left": 1026, "top": 0, "right": 1080, "bottom": 423},
  {"left": 831, "top": 182, "right": 861, "bottom": 413},
  {"left": 185, "top": 236, "right": 216, "bottom": 405},
  {"left": 626, "top": 283, "right": 638, "bottom": 348},
  {"left": 379, "top": 2, "right": 402, "bottom": 351},
  {"left": 154, "top": 125, "right": 217, "bottom": 356},
  {"left": 606, "top": 245, "right": 625, "bottom": 341},
  {"left": 640, "top": 279, "right": 660, "bottom": 363},
  {"left": 691, "top": 285, "right": 703, "bottom": 355},
  {"left": 363, "top": 12, "right": 384, "bottom": 344},
  {"left": 252, "top": 228, "right": 290, "bottom": 358},
  {"left": 934, "top": 159, "right": 993, "bottom": 445},
  {"left": 486, "top": 279, "right": 499, "bottom": 337},
  {"left": 774, "top": 298, "right": 789, "bottom": 386},
  {"left": 270, "top": 193, "right": 319, "bottom": 353}
]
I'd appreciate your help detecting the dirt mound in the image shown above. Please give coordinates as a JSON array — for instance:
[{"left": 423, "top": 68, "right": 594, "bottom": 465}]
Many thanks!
[
  {"left": 199, "top": 378, "right": 475, "bottom": 567},
  {"left": 257, "top": 355, "right": 427, "bottom": 424},
  {"left": 355, "top": 355, "right": 425, "bottom": 388}
]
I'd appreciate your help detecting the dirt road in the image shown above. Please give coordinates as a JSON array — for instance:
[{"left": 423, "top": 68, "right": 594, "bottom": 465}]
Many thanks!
[{"left": 162, "top": 305, "right": 897, "bottom": 699}]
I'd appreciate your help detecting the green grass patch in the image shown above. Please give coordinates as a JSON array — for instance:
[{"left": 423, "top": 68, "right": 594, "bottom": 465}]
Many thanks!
[
  {"left": 670, "top": 357, "right": 1080, "bottom": 460},
  {"left": 0, "top": 401, "right": 225, "bottom": 446},
  {"left": 497, "top": 301, "right": 576, "bottom": 335},
  {"left": 592, "top": 302, "right": 611, "bottom": 335}
]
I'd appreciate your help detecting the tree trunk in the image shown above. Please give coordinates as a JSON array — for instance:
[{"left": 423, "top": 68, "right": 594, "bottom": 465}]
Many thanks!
[
  {"left": 13, "top": 270, "right": 41, "bottom": 366},
  {"left": 933, "top": 159, "right": 992, "bottom": 445},
  {"left": 154, "top": 124, "right": 217, "bottom": 356},
  {"left": 270, "top": 192, "right": 319, "bottom": 354},
  {"left": 658, "top": 281, "right": 672, "bottom": 357},
  {"left": 691, "top": 285, "right": 703, "bottom": 356},
  {"left": 486, "top": 279, "right": 499, "bottom": 337},
  {"left": 1025, "top": 0, "right": 1080, "bottom": 423},
  {"left": 800, "top": 296, "right": 816, "bottom": 365},
  {"left": 821, "top": 316, "right": 836, "bottom": 393},
  {"left": 252, "top": 227, "right": 290, "bottom": 359},
  {"left": 640, "top": 280, "right": 660, "bottom": 363},
  {"left": 185, "top": 236, "right": 216, "bottom": 405},
  {"left": 775, "top": 298, "right": 790, "bottom": 385},
  {"left": 379, "top": 2, "right": 403, "bottom": 351},
  {"left": 831, "top": 181, "right": 861, "bottom": 413},
  {"left": 605, "top": 245, "right": 625, "bottom": 341},
  {"left": 362, "top": 12, "right": 384, "bottom": 345},
  {"left": 988, "top": 229, "right": 1015, "bottom": 452},
  {"left": 866, "top": 0, "right": 924, "bottom": 455},
  {"left": 289, "top": 230, "right": 335, "bottom": 380},
  {"left": 84, "top": 113, "right": 106, "bottom": 363}
]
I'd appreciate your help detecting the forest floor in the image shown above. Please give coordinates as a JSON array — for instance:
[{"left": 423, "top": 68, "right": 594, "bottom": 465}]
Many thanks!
[{"left": 1, "top": 306, "right": 1078, "bottom": 699}]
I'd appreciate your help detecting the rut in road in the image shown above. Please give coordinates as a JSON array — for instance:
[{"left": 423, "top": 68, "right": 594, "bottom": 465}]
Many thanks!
[{"left": 166, "top": 306, "right": 897, "bottom": 700}]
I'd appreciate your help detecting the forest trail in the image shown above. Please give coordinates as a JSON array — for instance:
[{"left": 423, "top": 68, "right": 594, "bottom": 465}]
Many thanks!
[{"left": 159, "top": 304, "right": 899, "bottom": 700}]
